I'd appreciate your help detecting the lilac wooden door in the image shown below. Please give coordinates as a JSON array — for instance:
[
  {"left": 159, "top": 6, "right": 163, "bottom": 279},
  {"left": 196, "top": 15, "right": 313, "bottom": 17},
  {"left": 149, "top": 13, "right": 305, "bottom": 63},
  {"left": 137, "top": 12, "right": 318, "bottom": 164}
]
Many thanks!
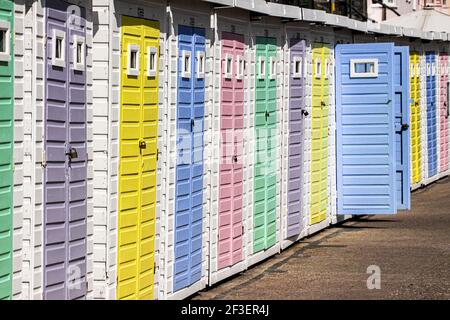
[
  {"left": 439, "top": 52, "right": 449, "bottom": 173},
  {"left": 287, "top": 39, "right": 306, "bottom": 238},
  {"left": 44, "top": 1, "right": 87, "bottom": 300},
  {"left": 218, "top": 32, "right": 244, "bottom": 270}
]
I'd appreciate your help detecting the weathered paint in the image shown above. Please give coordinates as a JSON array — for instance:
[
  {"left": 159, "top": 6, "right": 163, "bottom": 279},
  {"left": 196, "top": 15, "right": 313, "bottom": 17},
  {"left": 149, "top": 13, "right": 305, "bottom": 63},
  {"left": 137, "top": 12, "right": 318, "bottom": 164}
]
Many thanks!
[
  {"left": 118, "top": 16, "right": 159, "bottom": 300},
  {"left": 44, "top": 0, "right": 87, "bottom": 299},
  {"left": 410, "top": 51, "right": 422, "bottom": 184},
  {"left": 218, "top": 31, "right": 244, "bottom": 270},
  {"left": 310, "top": 43, "right": 330, "bottom": 224},
  {"left": 174, "top": 25, "right": 205, "bottom": 292},
  {"left": 0, "top": 0, "right": 13, "bottom": 301},
  {"left": 336, "top": 43, "right": 396, "bottom": 215},
  {"left": 426, "top": 51, "right": 438, "bottom": 178},
  {"left": 253, "top": 36, "right": 277, "bottom": 254},
  {"left": 287, "top": 38, "right": 306, "bottom": 238},
  {"left": 394, "top": 46, "right": 411, "bottom": 210},
  {"left": 439, "top": 51, "right": 449, "bottom": 173}
]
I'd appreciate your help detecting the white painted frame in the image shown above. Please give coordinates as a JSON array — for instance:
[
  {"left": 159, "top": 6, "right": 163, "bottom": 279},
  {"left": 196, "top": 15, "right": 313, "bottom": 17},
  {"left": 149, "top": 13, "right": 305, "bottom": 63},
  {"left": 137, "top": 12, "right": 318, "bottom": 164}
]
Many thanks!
[
  {"left": 181, "top": 49, "right": 192, "bottom": 78},
  {"left": 350, "top": 58, "right": 379, "bottom": 78},
  {"left": 196, "top": 50, "right": 205, "bottom": 79},
  {"left": 224, "top": 53, "right": 233, "bottom": 79},
  {"left": 72, "top": 34, "right": 85, "bottom": 71},
  {"left": 292, "top": 55, "right": 303, "bottom": 79},
  {"left": 258, "top": 55, "right": 266, "bottom": 79},
  {"left": 127, "top": 43, "right": 140, "bottom": 76},
  {"left": 0, "top": 20, "right": 11, "bottom": 61},
  {"left": 147, "top": 46, "right": 158, "bottom": 77},
  {"left": 236, "top": 54, "right": 244, "bottom": 80},
  {"left": 52, "top": 29, "right": 66, "bottom": 67},
  {"left": 315, "top": 57, "right": 322, "bottom": 79},
  {"left": 269, "top": 56, "right": 276, "bottom": 79}
]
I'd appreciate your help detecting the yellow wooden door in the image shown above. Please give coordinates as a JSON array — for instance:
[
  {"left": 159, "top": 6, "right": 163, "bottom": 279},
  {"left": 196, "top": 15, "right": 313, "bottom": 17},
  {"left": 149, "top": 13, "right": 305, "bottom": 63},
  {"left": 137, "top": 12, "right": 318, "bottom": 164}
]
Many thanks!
[
  {"left": 118, "top": 16, "right": 159, "bottom": 300},
  {"left": 410, "top": 52, "right": 422, "bottom": 184},
  {"left": 311, "top": 43, "right": 329, "bottom": 225}
]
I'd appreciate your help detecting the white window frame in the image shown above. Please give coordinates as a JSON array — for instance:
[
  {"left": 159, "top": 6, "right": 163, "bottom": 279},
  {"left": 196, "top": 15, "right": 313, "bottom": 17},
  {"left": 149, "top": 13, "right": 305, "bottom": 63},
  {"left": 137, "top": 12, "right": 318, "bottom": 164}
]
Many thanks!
[
  {"left": 292, "top": 56, "right": 303, "bottom": 79},
  {"left": 427, "top": 62, "right": 431, "bottom": 76},
  {"left": 224, "top": 53, "right": 233, "bottom": 80},
  {"left": 0, "top": 20, "right": 11, "bottom": 62},
  {"left": 196, "top": 51, "right": 205, "bottom": 79},
  {"left": 269, "top": 56, "right": 276, "bottom": 80},
  {"left": 52, "top": 29, "right": 66, "bottom": 68},
  {"left": 410, "top": 63, "right": 415, "bottom": 78},
  {"left": 315, "top": 58, "right": 322, "bottom": 79},
  {"left": 236, "top": 55, "right": 244, "bottom": 80},
  {"left": 147, "top": 46, "right": 158, "bottom": 77},
  {"left": 127, "top": 44, "right": 140, "bottom": 76},
  {"left": 181, "top": 50, "right": 192, "bottom": 78},
  {"left": 325, "top": 58, "right": 332, "bottom": 79},
  {"left": 432, "top": 62, "right": 436, "bottom": 76},
  {"left": 258, "top": 55, "right": 266, "bottom": 79},
  {"left": 350, "top": 58, "right": 379, "bottom": 78},
  {"left": 72, "top": 35, "right": 85, "bottom": 71}
]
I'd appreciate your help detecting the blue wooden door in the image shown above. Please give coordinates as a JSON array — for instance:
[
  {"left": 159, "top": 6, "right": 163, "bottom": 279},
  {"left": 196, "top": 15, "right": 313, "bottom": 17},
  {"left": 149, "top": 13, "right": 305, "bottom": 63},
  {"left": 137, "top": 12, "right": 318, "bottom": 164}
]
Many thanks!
[
  {"left": 393, "top": 46, "right": 411, "bottom": 210},
  {"left": 336, "top": 43, "right": 397, "bottom": 215},
  {"left": 174, "top": 25, "right": 205, "bottom": 292},
  {"left": 426, "top": 51, "right": 438, "bottom": 178}
]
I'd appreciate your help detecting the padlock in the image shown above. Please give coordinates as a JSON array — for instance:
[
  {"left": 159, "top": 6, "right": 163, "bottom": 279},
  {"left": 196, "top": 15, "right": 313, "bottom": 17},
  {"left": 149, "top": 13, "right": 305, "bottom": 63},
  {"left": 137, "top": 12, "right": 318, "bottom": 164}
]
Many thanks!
[{"left": 139, "top": 140, "right": 147, "bottom": 149}]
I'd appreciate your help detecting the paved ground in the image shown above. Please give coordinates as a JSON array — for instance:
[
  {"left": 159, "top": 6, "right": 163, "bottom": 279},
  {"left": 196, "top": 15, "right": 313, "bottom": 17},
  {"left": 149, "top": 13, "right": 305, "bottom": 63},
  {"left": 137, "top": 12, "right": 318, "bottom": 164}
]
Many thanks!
[{"left": 193, "top": 177, "right": 450, "bottom": 300}]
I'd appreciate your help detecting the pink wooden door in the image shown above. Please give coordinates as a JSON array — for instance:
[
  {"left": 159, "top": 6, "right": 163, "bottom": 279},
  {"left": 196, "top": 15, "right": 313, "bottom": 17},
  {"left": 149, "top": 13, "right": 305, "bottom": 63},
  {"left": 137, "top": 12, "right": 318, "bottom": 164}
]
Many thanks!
[
  {"left": 218, "top": 32, "right": 245, "bottom": 270},
  {"left": 440, "top": 52, "right": 449, "bottom": 173}
]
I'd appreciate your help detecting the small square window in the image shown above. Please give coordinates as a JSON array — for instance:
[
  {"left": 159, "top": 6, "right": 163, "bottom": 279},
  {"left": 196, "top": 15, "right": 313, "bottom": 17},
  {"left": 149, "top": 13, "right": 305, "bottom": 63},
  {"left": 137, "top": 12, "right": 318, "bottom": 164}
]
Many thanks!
[
  {"left": 196, "top": 51, "right": 205, "bottom": 79},
  {"left": 127, "top": 44, "right": 140, "bottom": 76},
  {"left": 258, "top": 56, "right": 266, "bottom": 79},
  {"left": 269, "top": 56, "right": 276, "bottom": 80},
  {"left": 147, "top": 46, "right": 158, "bottom": 77},
  {"left": 0, "top": 20, "right": 10, "bottom": 62},
  {"left": 315, "top": 58, "right": 322, "bottom": 79},
  {"left": 350, "top": 58, "right": 378, "bottom": 78},
  {"left": 236, "top": 55, "right": 244, "bottom": 80},
  {"left": 181, "top": 50, "right": 191, "bottom": 78},
  {"left": 292, "top": 56, "right": 303, "bottom": 79},
  {"left": 52, "top": 29, "right": 66, "bottom": 67},
  {"left": 224, "top": 53, "right": 233, "bottom": 79},
  {"left": 426, "top": 63, "right": 431, "bottom": 76},
  {"left": 72, "top": 35, "right": 85, "bottom": 71},
  {"left": 432, "top": 62, "right": 436, "bottom": 76}
]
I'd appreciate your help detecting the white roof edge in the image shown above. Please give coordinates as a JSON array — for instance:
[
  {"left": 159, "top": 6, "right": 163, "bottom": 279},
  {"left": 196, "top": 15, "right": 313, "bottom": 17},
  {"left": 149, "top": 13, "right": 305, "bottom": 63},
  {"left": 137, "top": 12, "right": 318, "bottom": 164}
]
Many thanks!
[{"left": 203, "top": 0, "right": 448, "bottom": 42}]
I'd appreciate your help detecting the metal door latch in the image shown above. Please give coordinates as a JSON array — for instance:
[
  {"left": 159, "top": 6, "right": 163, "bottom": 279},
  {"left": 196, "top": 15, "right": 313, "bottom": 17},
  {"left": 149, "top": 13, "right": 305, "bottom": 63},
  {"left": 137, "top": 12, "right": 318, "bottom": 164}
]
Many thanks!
[
  {"left": 301, "top": 109, "right": 309, "bottom": 117},
  {"left": 401, "top": 123, "right": 409, "bottom": 131},
  {"left": 265, "top": 110, "right": 270, "bottom": 121},
  {"left": 139, "top": 140, "right": 147, "bottom": 149},
  {"left": 66, "top": 147, "right": 78, "bottom": 160},
  {"left": 191, "top": 119, "right": 195, "bottom": 130},
  {"left": 233, "top": 155, "right": 238, "bottom": 163},
  {"left": 320, "top": 101, "right": 326, "bottom": 107}
]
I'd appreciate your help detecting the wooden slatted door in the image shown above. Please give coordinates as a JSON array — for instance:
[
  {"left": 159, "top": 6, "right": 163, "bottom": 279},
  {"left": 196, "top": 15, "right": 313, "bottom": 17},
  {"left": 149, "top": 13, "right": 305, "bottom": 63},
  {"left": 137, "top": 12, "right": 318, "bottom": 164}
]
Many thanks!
[
  {"left": 426, "top": 51, "right": 438, "bottom": 178},
  {"left": 394, "top": 46, "right": 411, "bottom": 210},
  {"left": 253, "top": 36, "right": 277, "bottom": 254},
  {"left": 0, "top": 0, "right": 13, "bottom": 301},
  {"left": 287, "top": 38, "right": 306, "bottom": 238},
  {"left": 118, "top": 16, "right": 159, "bottom": 300},
  {"left": 439, "top": 52, "right": 449, "bottom": 173},
  {"left": 410, "top": 52, "right": 422, "bottom": 184},
  {"left": 310, "top": 43, "right": 330, "bottom": 224},
  {"left": 44, "top": 0, "right": 87, "bottom": 300},
  {"left": 336, "top": 43, "right": 397, "bottom": 215},
  {"left": 218, "top": 31, "right": 244, "bottom": 269},
  {"left": 174, "top": 25, "right": 205, "bottom": 292}
]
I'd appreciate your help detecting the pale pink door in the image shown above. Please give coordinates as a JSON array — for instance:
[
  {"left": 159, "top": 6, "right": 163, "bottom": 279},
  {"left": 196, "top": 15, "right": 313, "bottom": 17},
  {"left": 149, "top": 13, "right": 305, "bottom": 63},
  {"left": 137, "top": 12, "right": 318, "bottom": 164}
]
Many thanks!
[
  {"left": 440, "top": 52, "right": 449, "bottom": 173},
  {"left": 218, "top": 32, "right": 245, "bottom": 270}
]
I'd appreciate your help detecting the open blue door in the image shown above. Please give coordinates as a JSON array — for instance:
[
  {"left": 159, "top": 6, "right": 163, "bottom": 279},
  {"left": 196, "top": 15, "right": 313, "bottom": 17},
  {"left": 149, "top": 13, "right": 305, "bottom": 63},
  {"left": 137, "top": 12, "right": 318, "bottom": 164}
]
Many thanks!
[
  {"left": 336, "top": 43, "right": 397, "bottom": 215},
  {"left": 394, "top": 46, "right": 411, "bottom": 210}
]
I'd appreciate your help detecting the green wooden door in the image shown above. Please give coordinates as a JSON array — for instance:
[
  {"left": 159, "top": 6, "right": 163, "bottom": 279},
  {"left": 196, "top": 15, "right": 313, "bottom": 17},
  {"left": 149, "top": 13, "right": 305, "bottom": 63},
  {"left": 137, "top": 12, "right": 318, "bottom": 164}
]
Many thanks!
[
  {"left": 254, "top": 36, "right": 277, "bottom": 253},
  {"left": 0, "top": 0, "right": 14, "bottom": 301}
]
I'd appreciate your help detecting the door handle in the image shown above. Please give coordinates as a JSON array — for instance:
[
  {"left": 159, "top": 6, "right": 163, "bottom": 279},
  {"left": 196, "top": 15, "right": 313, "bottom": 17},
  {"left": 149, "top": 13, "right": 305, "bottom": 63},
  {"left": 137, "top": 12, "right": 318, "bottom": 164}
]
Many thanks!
[
  {"left": 66, "top": 147, "right": 78, "bottom": 160},
  {"left": 139, "top": 140, "right": 147, "bottom": 149},
  {"left": 415, "top": 102, "right": 419, "bottom": 106},
  {"left": 265, "top": 110, "right": 270, "bottom": 121},
  {"left": 233, "top": 155, "right": 238, "bottom": 163},
  {"left": 301, "top": 109, "right": 309, "bottom": 117},
  {"left": 402, "top": 123, "right": 409, "bottom": 131},
  {"left": 191, "top": 118, "right": 195, "bottom": 131},
  {"left": 320, "top": 101, "right": 326, "bottom": 107}
]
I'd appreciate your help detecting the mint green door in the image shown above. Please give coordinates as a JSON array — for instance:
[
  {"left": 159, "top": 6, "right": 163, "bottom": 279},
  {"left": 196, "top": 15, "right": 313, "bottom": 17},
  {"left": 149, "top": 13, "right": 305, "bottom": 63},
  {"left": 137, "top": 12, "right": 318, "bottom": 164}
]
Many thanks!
[
  {"left": 253, "top": 36, "right": 277, "bottom": 253},
  {"left": 0, "top": 0, "right": 14, "bottom": 300}
]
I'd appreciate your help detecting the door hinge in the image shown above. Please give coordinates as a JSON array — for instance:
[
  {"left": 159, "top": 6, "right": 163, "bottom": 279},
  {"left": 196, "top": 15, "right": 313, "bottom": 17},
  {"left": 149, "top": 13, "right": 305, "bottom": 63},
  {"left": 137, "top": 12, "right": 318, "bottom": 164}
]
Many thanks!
[
  {"left": 154, "top": 262, "right": 156, "bottom": 274},
  {"left": 242, "top": 225, "right": 244, "bottom": 235},
  {"left": 157, "top": 148, "right": 159, "bottom": 161},
  {"left": 42, "top": 149, "right": 47, "bottom": 168}
]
